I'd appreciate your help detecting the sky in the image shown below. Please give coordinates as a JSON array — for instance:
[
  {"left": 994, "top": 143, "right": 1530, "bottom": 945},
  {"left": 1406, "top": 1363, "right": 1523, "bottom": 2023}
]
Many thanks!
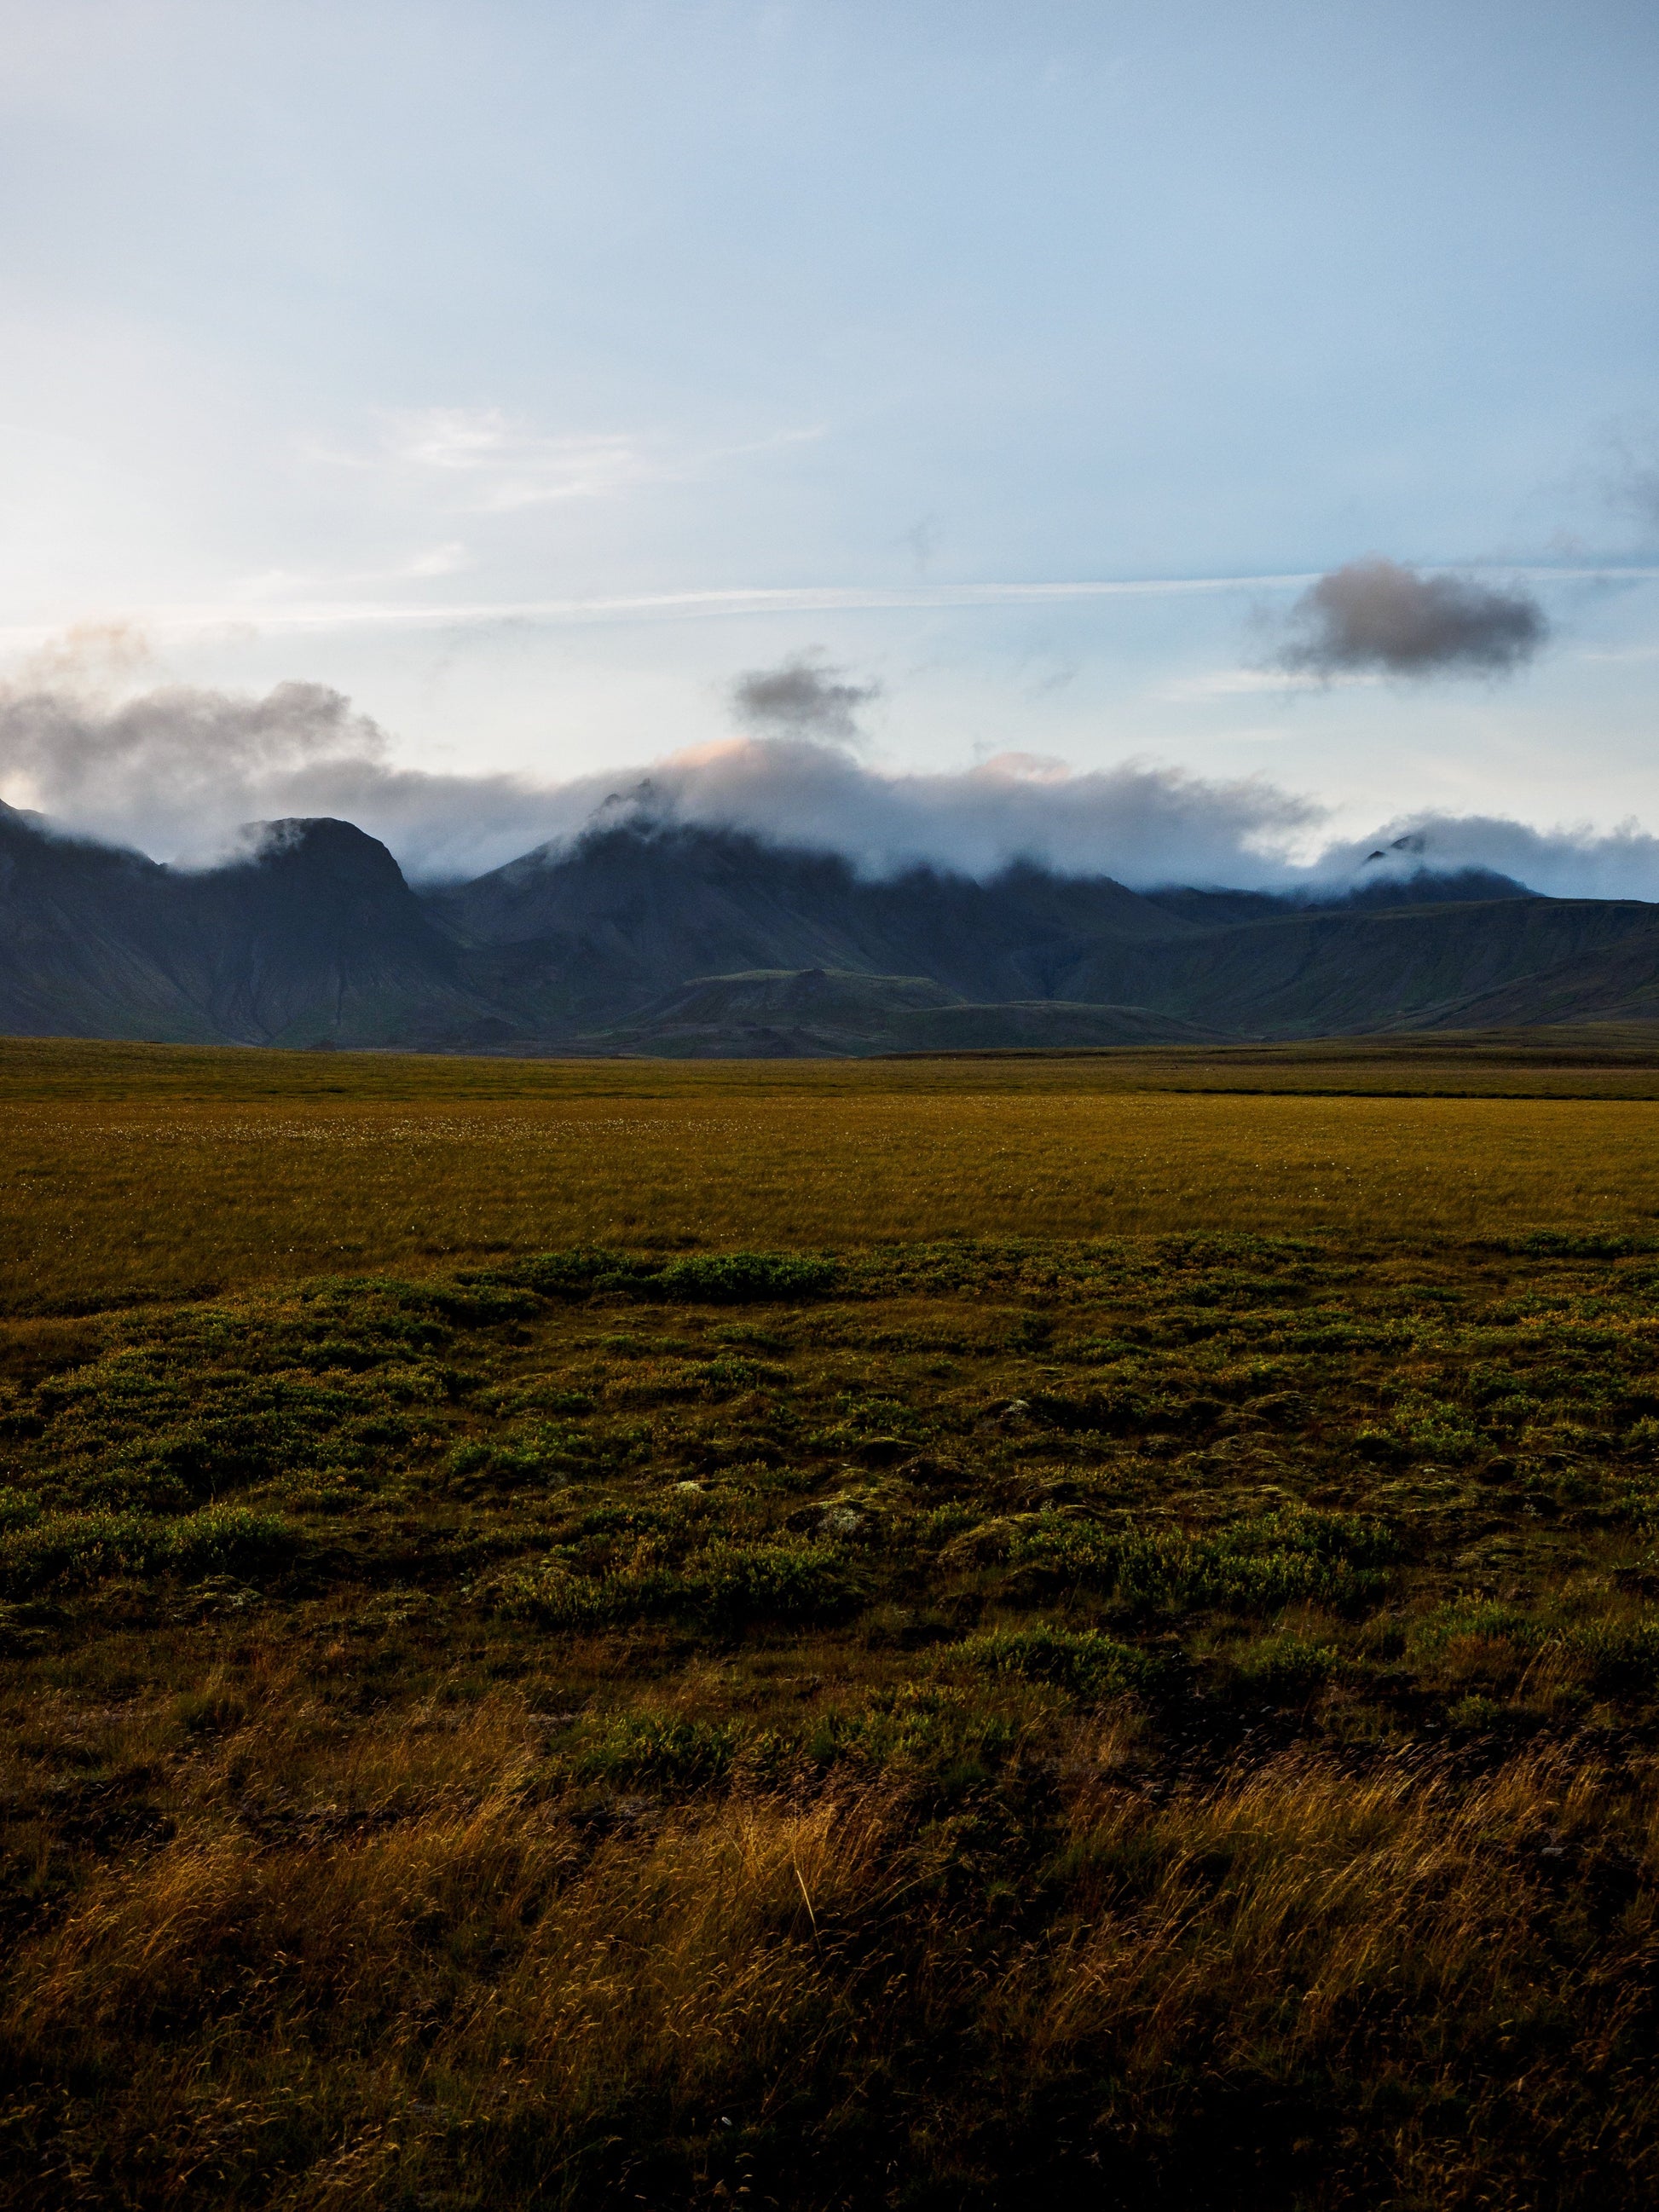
[{"left": 0, "top": 0, "right": 1656, "bottom": 887}]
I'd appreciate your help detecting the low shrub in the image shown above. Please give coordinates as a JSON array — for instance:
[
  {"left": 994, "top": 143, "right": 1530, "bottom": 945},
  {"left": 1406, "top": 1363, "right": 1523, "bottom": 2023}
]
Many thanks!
[
  {"left": 495, "top": 1249, "right": 656, "bottom": 1299},
  {"left": 0, "top": 1502, "right": 296, "bottom": 1594},
  {"left": 491, "top": 1537, "right": 865, "bottom": 1631},
  {"left": 572, "top": 1712, "right": 737, "bottom": 1789},
  {"left": 500, "top": 1248, "right": 840, "bottom": 1305},
  {"left": 809, "top": 1682, "right": 1015, "bottom": 1783},
  {"left": 1390, "top": 1393, "right": 1483, "bottom": 1462},
  {"left": 1509, "top": 1230, "right": 1656, "bottom": 1260},
  {"left": 691, "top": 1538, "right": 864, "bottom": 1624},
  {"left": 1232, "top": 1634, "right": 1347, "bottom": 1695},
  {"left": 952, "top": 1623, "right": 1171, "bottom": 1700},
  {"left": 1408, "top": 1602, "right": 1546, "bottom": 1656},
  {"left": 1009, "top": 1507, "right": 1396, "bottom": 1619},
  {"left": 1569, "top": 1616, "right": 1659, "bottom": 1695},
  {"left": 656, "top": 1252, "right": 840, "bottom": 1304},
  {"left": 1026, "top": 1385, "right": 1160, "bottom": 1435},
  {"left": 445, "top": 1426, "right": 591, "bottom": 1487}
]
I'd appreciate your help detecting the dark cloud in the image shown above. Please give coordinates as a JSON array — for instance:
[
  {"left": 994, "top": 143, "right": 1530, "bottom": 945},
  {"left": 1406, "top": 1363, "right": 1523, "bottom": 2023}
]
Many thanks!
[
  {"left": 1278, "top": 556, "right": 1547, "bottom": 679},
  {"left": 730, "top": 652, "right": 880, "bottom": 744}
]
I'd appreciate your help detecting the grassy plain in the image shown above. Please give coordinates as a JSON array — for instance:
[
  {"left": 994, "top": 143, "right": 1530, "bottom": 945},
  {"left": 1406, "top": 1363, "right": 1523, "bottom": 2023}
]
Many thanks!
[
  {"left": 6, "top": 1036, "right": 1659, "bottom": 2207},
  {"left": 6, "top": 1031, "right": 1659, "bottom": 1315}
]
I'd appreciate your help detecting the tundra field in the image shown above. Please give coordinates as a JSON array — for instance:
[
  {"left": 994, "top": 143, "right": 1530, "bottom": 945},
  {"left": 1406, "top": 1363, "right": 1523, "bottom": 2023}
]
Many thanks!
[{"left": 10, "top": 1037, "right": 1659, "bottom": 2208}]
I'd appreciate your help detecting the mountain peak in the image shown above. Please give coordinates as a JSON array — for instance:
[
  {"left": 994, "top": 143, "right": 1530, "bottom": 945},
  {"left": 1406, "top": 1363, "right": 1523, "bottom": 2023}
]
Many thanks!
[{"left": 240, "top": 817, "right": 409, "bottom": 891}]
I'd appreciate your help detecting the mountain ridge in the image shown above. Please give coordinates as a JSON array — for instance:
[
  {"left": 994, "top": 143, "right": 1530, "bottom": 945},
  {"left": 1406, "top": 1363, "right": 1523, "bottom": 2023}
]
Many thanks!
[{"left": 1, "top": 804, "right": 1656, "bottom": 1054}]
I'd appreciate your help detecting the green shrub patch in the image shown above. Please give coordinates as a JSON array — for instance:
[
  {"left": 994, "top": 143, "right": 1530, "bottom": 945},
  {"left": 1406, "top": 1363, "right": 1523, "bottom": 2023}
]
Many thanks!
[
  {"left": 951, "top": 1622, "right": 1172, "bottom": 1700},
  {"left": 0, "top": 1503, "right": 297, "bottom": 1593}
]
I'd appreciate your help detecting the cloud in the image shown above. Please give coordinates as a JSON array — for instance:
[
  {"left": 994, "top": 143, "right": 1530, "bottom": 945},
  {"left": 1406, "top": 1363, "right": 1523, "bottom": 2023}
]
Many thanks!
[
  {"left": 580, "top": 736, "right": 1321, "bottom": 885},
  {"left": 1159, "top": 666, "right": 1337, "bottom": 703},
  {"left": 6, "top": 657, "right": 1659, "bottom": 904},
  {"left": 293, "top": 407, "right": 670, "bottom": 514},
  {"left": 302, "top": 408, "right": 828, "bottom": 527},
  {"left": 901, "top": 515, "right": 940, "bottom": 572},
  {"left": 380, "top": 407, "right": 664, "bottom": 512},
  {"left": 1309, "top": 811, "right": 1659, "bottom": 903},
  {"left": 0, "top": 673, "right": 543, "bottom": 877},
  {"left": 224, "top": 542, "right": 477, "bottom": 609},
  {"left": 14, "top": 620, "right": 157, "bottom": 690},
  {"left": 0, "top": 661, "right": 1317, "bottom": 884},
  {"left": 1277, "top": 556, "right": 1548, "bottom": 679},
  {"left": 730, "top": 652, "right": 881, "bottom": 745},
  {"left": 0, "top": 572, "right": 1342, "bottom": 654}
]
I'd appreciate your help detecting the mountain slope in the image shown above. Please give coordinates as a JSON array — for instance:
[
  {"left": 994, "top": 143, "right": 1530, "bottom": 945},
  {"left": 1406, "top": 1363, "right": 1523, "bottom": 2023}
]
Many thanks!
[
  {"left": 163, "top": 820, "right": 502, "bottom": 1047},
  {"left": 431, "top": 822, "right": 1201, "bottom": 1025},
  {"left": 0, "top": 805, "right": 220, "bottom": 1042},
  {"left": 1406, "top": 925, "right": 1659, "bottom": 1031},
  {"left": 569, "top": 967, "right": 1228, "bottom": 1057},
  {"left": 572, "top": 967, "right": 960, "bottom": 1058},
  {"left": 1051, "top": 896, "right": 1659, "bottom": 1037},
  {"left": 436, "top": 827, "right": 1659, "bottom": 1044},
  {"left": 0, "top": 808, "right": 505, "bottom": 1048},
  {"left": 3, "top": 804, "right": 1659, "bottom": 1052}
]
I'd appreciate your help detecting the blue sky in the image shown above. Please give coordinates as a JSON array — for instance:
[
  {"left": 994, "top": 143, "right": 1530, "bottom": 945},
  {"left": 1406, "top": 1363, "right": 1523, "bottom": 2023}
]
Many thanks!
[{"left": 1, "top": 0, "right": 1656, "bottom": 878}]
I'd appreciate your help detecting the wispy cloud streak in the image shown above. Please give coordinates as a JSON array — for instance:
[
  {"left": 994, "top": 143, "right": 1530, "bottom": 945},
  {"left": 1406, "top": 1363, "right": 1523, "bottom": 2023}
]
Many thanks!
[{"left": 9, "top": 563, "right": 1651, "bottom": 652}]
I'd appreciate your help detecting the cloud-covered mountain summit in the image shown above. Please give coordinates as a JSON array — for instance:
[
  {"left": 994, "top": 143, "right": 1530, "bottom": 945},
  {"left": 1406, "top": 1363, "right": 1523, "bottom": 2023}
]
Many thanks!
[
  {"left": 6, "top": 665, "right": 1659, "bottom": 903},
  {"left": 4, "top": 794, "right": 1659, "bottom": 1054}
]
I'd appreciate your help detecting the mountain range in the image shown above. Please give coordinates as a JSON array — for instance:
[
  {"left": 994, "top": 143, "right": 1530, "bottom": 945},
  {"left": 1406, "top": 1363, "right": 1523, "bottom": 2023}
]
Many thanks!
[{"left": 4, "top": 799, "right": 1659, "bottom": 1054}]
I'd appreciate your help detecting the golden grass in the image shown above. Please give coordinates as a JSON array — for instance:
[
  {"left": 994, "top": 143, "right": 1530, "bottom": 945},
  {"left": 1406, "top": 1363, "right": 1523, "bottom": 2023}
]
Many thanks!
[
  {"left": 4, "top": 1037, "right": 1659, "bottom": 1313},
  {"left": 8, "top": 1034, "right": 1659, "bottom": 2203},
  {"left": 9, "top": 1027, "right": 1659, "bottom": 1100},
  {"left": 8, "top": 1683, "right": 1654, "bottom": 2209}
]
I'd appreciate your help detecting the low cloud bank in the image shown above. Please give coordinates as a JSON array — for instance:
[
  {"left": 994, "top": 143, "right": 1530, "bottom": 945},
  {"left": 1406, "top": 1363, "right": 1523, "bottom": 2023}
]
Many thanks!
[
  {"left": 0, "top": 677, "right": 546, "bottom": 878},
  {"left": 1314, "top": 814, "right": 1659, "bottom": 904},
  {"left": 579, "top": 737, "right": 1321, "bottom": 887},
  {"left": 0, "top": 671, "right": 1321, "bottom": 884},
  {"left": 1277, "top": 557, "right": 1548, "bottom": 679},
  {"left": 2, "top": 663, "right": 1657, "bottom": 903}
]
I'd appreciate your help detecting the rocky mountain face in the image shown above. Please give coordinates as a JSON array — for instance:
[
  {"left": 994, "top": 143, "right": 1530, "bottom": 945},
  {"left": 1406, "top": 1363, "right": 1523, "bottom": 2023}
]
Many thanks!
[
  {"left": 0, "top": 806, "right": 500, "bottom": 1048},
  {"left": 3, "top": 802, "right": 1658, "bottom": 1054}
]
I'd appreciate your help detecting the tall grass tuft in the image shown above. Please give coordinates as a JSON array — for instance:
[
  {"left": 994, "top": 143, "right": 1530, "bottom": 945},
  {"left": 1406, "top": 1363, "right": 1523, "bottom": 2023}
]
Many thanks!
[{"left": 5, "top": 1742, "right": 1656, "bottom": 2207}]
